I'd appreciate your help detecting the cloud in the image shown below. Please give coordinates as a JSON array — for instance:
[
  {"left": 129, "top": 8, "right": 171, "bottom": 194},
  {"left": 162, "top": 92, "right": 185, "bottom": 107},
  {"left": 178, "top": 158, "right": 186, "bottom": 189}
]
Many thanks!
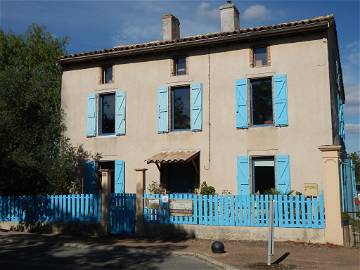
[
  {"left": 346, "top": 41, "right": 360, "bottom": 66},
  {"left": 197, "top": 2, "right": 218, "bottom": 20},
  {"left": 112, "top": 22, "right": 160, "bottom": 46},
  {"left": 243, "top": 5, "right": 272, "bottom": 22},
  {"left": 346, "top": 123, "right": 360, "bottom": 135},
  {"left": 344, "top": 85, "right": 360, "bottom": 116}
]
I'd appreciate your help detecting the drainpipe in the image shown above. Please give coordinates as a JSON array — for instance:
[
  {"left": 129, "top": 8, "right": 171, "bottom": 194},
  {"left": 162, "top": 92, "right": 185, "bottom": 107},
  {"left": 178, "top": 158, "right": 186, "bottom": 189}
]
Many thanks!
[{"left": 204, "top": 48, "right": 211, "bottom": 170}]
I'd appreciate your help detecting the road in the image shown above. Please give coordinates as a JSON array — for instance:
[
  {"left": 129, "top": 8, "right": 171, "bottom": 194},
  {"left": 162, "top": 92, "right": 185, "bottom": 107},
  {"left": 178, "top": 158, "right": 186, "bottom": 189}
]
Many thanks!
[{"left": 0, "top": 232, "right": 218, "bottom": 270}]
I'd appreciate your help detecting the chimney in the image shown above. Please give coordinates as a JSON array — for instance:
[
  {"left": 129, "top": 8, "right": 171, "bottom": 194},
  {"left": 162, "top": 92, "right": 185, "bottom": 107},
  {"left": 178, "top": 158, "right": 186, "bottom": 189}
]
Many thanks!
[
  {"left": 219, "top": 1, "right": 240, "bottom": 32},
  {"left": 162, "top": 13, "right": 180, "bottom": 41}
]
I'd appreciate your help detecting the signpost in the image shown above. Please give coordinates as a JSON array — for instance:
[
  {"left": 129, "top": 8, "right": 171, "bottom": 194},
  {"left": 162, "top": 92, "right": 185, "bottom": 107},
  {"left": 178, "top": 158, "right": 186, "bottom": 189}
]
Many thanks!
[{"left": 267, "top": 199, "right": 275, "bottom": 266}]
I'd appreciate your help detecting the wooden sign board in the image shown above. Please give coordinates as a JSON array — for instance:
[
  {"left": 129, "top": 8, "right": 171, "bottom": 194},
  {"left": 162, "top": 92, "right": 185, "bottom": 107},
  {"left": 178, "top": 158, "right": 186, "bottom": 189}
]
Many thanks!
[
  {"left": 145, "top": 198, "right": 160, "bottom": 209},
  {"left": 304, "top": 183, "right": 318, "bottom": 197},
  {"left": 169, "top": 199, "right": 193, "bottom": 216}
]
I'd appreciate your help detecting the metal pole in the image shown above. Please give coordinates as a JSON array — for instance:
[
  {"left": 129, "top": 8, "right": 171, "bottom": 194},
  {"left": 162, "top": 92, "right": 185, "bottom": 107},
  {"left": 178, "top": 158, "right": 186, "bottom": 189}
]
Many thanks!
[{"left": 267, "top": 199, "right": 275, "bottom": 266}]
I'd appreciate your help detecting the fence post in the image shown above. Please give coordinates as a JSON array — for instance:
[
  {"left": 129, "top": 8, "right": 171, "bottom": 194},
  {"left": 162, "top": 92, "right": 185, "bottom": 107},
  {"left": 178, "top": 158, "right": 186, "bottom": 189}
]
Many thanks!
[
  {"left": 319, "top": 145, "right": 344, "bottom": 245},
  {"left": 101, "top": 169, "right": 111, "bottom": 235},
  {"left": 135, "top": 168, "right": 147, "bottom": 236}
]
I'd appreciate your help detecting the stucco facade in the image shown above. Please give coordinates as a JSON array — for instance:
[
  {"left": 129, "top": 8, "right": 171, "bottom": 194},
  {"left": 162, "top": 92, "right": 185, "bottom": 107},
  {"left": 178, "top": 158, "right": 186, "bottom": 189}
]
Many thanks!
[{"left": 61, "top": 26, "right": 341, "bottom": 195}]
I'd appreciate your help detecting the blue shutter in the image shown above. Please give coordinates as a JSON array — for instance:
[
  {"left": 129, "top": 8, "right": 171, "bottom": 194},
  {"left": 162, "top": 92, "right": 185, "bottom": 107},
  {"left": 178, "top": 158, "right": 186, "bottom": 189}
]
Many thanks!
[
  {"left": 191, "top": 83, "right": 203, "bottom": 131},
  {"left": 86, "top": 93, "right": 96, "bottom": 137},
  {"left": 115, "top": 90, "right": 126, "bottom": 136},
  {"left": 115, "top": 160, "right": 125, "bottom": 193},
  {"left": 276, "top": 155, "right": 291, "bottom": 194},
  {"left": 274, "top": 74, "right": 289, "bottom": 126},
  {"left": 84, "top": 160, "right": 96, "bottom": 194},
  {"left": 237, "top": 156, "right": 250, "bottom": 195},
  {"left": 235, "top": 79, "right": 248, "bottom": 128},
  {"left": 157, "top": 86, "right": 169, "bottom": 133}
]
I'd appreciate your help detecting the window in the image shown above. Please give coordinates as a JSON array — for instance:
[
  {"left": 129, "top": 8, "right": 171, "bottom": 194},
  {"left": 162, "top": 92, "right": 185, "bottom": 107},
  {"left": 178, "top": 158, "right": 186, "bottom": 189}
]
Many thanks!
[
  {"left": 252, "top": 46, "right": 268, "bottom": 67},
  {"left": 98, "top": 161, "right": 115, "bottom": 193},
  {"left": 173, "top": 56, "right": 186, "bottom": 75},
  {"left": 99, "top": 93, "right": 115, "bottom": 135},
  {"left": 252, "top": 157, "right": 275, "bottom": 194},
  {"left": 250, "top": 78, "right": 273, "bottom": 125},
  {"left": 102, "top": 66, "right": 113, "bottom": 84},
  {"left": 171, "top": 86, "right": 191, "bottom": 130}
]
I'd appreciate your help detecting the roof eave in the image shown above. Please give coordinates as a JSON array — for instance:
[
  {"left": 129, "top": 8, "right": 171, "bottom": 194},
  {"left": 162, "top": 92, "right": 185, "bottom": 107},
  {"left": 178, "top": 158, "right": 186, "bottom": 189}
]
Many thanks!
[{"left": 59, "top": 21, "right": 330, "bottom": 67}]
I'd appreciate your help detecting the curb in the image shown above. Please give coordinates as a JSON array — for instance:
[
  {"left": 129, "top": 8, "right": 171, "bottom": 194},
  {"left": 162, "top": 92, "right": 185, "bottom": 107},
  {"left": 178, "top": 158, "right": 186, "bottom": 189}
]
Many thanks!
[{"left": 173, "top": 251, "right": 240, "bottom": 270}]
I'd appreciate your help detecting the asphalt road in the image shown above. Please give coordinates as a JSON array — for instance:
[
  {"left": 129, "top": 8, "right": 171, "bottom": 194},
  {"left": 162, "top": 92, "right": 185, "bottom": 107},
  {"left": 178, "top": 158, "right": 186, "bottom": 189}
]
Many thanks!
[{"left": 0, "top": 232, "right": 218, "bottom": 270}]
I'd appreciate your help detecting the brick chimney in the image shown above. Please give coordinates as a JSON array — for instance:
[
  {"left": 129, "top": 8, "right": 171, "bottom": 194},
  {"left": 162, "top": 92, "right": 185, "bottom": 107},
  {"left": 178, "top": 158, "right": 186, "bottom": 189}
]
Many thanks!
[
  {"left": 162, "top": 13, "right": 180, "bottom": 41},
  {"left": 219, "top": 1, "right": 240, "bottom": 32}
]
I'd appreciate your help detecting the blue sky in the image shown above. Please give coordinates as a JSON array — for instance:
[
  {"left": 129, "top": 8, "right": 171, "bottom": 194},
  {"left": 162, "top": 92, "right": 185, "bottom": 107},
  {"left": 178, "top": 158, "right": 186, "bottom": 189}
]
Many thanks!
[{"left": 1, "top": 0, "right": 359, "bottom": 152}]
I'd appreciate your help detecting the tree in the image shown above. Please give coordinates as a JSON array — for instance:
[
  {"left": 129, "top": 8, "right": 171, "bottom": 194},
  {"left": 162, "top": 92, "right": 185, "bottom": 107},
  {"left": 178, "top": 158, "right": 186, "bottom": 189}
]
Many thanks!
[
  {"left": 0, "top": 25, "right": 95, "bottom": 195},
  {"left": 349, "top": 152, "right": 360, "bottom": 183}
]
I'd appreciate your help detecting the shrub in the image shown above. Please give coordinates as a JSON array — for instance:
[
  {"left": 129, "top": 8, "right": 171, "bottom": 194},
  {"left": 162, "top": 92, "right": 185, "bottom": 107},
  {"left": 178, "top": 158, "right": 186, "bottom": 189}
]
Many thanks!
[
  {"left": 200, "top": 181, "right": 216, "bottom": 195},
  {"left": 148, "top": 181, "right": 165, "bottom": 194}
]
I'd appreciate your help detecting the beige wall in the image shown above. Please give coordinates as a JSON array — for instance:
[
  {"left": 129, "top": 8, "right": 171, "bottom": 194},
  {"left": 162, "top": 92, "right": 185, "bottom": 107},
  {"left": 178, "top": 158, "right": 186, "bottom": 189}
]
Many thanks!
[{"left": 61, "top": 32, "right": 334, "bottom": 194}]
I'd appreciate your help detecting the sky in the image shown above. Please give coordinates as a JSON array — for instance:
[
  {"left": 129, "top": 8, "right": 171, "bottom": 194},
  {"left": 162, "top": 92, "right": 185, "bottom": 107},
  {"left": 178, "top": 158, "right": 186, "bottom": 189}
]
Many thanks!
[{"left": 1, "top": 0, "right": 359, "bottom": 152}]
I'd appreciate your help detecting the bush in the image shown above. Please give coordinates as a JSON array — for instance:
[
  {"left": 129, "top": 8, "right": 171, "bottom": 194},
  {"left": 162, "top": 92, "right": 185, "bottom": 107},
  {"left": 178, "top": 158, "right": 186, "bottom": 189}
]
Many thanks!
[
  {"left": 200, "top": 181, "right": 216, "bottom": 195},
  {"left": 148, "top": 181, "right": 165, "bottom": 194}
]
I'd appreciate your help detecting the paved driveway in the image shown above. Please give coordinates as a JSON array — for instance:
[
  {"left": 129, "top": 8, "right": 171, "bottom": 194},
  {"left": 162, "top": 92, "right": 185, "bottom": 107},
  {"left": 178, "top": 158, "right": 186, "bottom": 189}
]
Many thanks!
[{"left": 0, "top": 232, "right": 218, "bottom": 270}]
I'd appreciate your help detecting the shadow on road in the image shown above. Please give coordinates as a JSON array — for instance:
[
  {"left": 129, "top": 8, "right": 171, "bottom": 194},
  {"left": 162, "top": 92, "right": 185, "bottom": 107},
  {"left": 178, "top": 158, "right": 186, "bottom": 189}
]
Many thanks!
[{"left": 0, "top": 232, "right": 188, "bottom": 270}]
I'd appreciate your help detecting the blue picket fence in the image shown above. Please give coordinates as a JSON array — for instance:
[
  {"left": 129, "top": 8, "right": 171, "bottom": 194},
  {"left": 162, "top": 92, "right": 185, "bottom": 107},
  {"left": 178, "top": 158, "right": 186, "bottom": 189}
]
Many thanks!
[
  {"left": 0, "top": 194, "right": 102, "bottom": 223},
  {"left": 110, "top": 193, "right": 136, "bottom": 234},
  {"left": 144, "top": 193, "right": 325, "bottom": 228},
  {"left": 0, "top": 193, "right": 136, "bottom": 235}
]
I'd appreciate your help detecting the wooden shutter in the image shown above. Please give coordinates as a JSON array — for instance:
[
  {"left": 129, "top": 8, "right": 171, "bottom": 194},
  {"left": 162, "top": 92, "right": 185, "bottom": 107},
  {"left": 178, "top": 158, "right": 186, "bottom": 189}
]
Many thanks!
[
  {"left": 191, "top": 82, "right": 203, "bottom": 131},
  {"left": 274, "top": 74, "right": 289, "bottom": 126},
  {"left": 157, "top": 86, "right": 169, "bottom": 133},
  {"left": 86, "top": 93, "right": 96, "bottom": 137},
  {"left": 115, "top": 160, "right": 125, "bottom": 193},
  {"left": 84, "top": 160, "right": 96, "bottom": 194},
  {"left": 235, "top": 79, "right": 248, "bottom": 128},
  {"left": 276, "top": 155, "right": 291, "bottom": 194},
  {"left": 115, "top": 90, "right": 126, "bottom": 136},
  {"left": 237, "top": 156, "right": 250, "bottom": 195}
]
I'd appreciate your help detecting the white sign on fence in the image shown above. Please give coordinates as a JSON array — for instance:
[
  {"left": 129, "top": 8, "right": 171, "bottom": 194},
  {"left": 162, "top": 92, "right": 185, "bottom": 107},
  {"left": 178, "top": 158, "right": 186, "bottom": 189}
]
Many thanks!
[
  {"left": 169, "top": 199, "right": 193, "bottom": 216},
  {"left": 145, "top": 198, "right": 160, "bottom": 209},
  {"left": 161, "top": 195, "right": 169, "bottom": 203}
]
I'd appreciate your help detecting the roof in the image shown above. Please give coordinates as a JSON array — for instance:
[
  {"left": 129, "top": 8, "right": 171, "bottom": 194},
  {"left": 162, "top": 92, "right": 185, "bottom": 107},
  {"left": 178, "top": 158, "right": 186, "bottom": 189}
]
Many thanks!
[
  {"left": 59, "top": 15, "right": 334, "bottom": 66},
  {"left": 146, "top": 150, "right": 199, "bottom": 164}
]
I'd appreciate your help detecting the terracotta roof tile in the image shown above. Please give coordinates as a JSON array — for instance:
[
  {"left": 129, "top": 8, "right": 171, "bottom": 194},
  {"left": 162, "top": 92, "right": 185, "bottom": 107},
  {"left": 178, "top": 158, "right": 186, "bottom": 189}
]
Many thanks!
[
  {"left": 59, "top": 15, "right": 334, "bottom": 63},
  {"left": 146, "top": 150, "right": 199, "bottom": 164}
]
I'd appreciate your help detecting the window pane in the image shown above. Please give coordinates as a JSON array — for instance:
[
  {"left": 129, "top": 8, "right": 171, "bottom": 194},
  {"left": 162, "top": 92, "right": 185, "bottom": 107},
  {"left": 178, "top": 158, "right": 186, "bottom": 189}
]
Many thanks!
[
  {"left": 100, "top": 93, "right": 115, "bottom": 134},
  {"left": 175, "top": 57, "right": 186, "bottom": 75},
  {"left": 172, "top": 86, "right": 190, "bottom": 130},
  {"left": 251, "top": 78, "right": 273, "bottom": 125},
  {"left": 253, "top": 157, "right": 275, "bottom": 194},
  {"left": 103, "top": 66, "right": 112, "bottom": 84},
  {"left": 254, "top": 47, "right": 267, "bottom": 66}
]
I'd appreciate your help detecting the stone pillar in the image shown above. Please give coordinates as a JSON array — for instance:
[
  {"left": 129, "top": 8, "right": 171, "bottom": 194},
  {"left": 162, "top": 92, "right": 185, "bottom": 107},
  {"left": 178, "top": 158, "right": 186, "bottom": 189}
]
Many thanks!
[
  {"left": 101, "top": 169, "right": 111, "bottom": 235},
  {"left": 135, "top": 168, "right": 147, "bottom": 235},
  {"left": 319, "top": 145, "right": 344, "bottom": 245}
]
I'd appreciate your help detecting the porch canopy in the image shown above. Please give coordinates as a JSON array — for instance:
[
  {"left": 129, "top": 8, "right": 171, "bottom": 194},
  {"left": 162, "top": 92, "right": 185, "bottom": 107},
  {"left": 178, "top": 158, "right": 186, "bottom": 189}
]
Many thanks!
[{"left": 146, "top": 150, "right": 199, "bottom": 165}]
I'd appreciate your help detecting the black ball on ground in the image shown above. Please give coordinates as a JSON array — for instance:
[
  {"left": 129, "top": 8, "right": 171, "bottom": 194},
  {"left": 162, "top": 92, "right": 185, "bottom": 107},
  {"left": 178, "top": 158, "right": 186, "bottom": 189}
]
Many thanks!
[{"left": 211, "top": 241, "right": 225, "bottom": 253}]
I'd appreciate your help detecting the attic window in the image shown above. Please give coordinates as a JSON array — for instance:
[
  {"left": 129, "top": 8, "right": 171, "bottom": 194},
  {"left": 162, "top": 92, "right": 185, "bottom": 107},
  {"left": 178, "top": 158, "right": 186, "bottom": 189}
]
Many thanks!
[
  {"left": 173, "top": 56, "right": 186, "bottom": 75},
  {"left": 251, "top": 46, "right": 270, "bottom": 67},
  {"left": 102, "top": 66, "right": 113, "bottom": 84}
]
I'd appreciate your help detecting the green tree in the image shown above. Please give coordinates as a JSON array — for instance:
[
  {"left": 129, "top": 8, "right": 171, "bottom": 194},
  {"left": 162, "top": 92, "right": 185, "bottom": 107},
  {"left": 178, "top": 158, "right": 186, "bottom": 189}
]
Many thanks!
[
  {"left": 349, "top": 152, "right": 360, "bottom": 183},
  {"left": 0, "top": 25, "right": 95, "bottom": 195}
]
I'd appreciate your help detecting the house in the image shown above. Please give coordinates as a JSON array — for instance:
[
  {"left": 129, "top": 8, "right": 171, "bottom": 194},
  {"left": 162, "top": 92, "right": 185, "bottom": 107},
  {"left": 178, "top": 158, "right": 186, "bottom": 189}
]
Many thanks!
[{"left": 59, "top": 2, "right": 346, "bottom": 198}]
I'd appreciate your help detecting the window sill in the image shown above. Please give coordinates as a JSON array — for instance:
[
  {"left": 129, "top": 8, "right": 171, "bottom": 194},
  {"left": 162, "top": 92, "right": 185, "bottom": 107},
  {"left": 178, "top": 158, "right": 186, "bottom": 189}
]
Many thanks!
[
  {"left": 168, "top": 75, "right": 191, "bottom": 84},
  {"left": 97, "top": 133, "right": 116, "bottom": 138}
]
